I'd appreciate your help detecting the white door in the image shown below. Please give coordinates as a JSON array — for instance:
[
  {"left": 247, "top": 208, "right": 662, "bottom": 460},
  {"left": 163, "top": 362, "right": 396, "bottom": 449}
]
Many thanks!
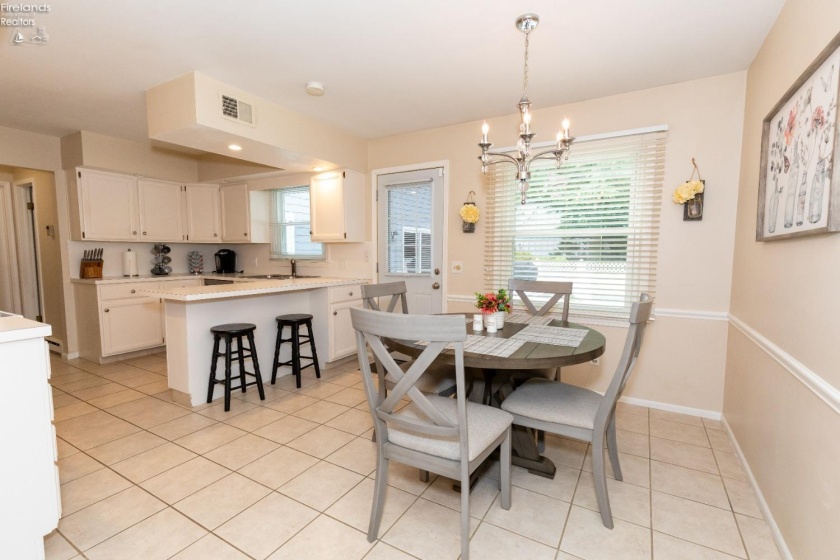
[
  {"left": 377, "top": 168, "right": 444, "bottom": 314},
  {"left": 138, "top": 179, "right": 183, "bottom": 242},
  {"left": 11, "top": 183, "right": 42, "bottom": 321}
]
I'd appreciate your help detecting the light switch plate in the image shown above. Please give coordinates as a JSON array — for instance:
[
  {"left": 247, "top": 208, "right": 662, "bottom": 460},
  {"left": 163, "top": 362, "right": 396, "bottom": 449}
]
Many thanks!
[{"left": 451, "top": 261, "right": 463, "bottom": 274}]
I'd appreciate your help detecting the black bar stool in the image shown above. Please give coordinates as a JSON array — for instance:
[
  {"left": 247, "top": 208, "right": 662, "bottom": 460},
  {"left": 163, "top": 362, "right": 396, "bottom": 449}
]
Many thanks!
[
  {"left": 271, "top": 314, "right": 321, "bottom": 389},
  {"left": 207, "top": 323, "right": 265, "bottom": 411}
]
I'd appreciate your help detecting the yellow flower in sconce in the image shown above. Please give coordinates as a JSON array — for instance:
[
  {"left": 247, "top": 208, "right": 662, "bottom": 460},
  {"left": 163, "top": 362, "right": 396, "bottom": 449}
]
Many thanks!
[
  {"left": 459, "top": 204, "right": 480, "bottom": 223},
  {"left": 672, "top": 180, "right": 705, "bottom": 204}
]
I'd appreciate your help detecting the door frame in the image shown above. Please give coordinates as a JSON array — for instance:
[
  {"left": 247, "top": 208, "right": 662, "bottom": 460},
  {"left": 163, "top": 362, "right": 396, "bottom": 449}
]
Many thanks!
[
  {"left": 370, "top": 161, "right": 450, "bottom": 312},
  {"left": 0, "top": 181, "right": 22, "bottom": 313}
]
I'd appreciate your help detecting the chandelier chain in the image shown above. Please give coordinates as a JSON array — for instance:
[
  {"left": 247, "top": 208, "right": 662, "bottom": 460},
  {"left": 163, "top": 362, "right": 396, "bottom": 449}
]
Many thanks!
[{"left": 522, "top": 30, "right": 530, "bottom": 96}]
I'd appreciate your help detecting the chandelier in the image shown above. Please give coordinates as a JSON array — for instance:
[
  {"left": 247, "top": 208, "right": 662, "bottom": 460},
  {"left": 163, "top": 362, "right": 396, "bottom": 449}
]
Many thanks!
[{"left": 479, "top": 14, "right": 574, "bottom": 204}]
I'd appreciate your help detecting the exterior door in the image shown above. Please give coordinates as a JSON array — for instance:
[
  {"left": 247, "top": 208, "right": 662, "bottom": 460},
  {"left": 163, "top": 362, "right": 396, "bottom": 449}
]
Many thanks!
[{"left": 377, "top": 168, "right": 444, "bottom": 314}]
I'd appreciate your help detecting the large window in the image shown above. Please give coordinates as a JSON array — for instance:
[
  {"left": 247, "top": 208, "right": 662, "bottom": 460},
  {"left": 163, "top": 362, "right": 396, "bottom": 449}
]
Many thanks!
[
  {"left": 484, "top": 128, "right": 666, "bottom": 320},
  {"left": 269, "top": 186, "right": 324, "bottom": 259}
]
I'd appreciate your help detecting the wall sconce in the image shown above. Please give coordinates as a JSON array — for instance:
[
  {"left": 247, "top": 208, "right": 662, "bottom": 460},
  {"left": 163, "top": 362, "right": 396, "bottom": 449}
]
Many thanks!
[
  {"left": 673, "top": 158, "right": 705, "bottom": 221},
  {"left": 460, "top": 191, "right": 480, "bottom": 233}
]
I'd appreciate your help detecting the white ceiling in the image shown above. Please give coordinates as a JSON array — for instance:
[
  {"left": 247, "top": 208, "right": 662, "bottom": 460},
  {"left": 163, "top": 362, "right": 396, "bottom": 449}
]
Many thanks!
[{"left": 0, "top": 0, "right": 784, "bottom": 142}]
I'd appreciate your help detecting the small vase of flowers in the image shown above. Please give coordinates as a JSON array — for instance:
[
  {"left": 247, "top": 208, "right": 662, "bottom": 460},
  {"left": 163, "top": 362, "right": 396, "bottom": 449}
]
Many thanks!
[{"left": 475, "top": 289, "right": 512, "bottom": 329}]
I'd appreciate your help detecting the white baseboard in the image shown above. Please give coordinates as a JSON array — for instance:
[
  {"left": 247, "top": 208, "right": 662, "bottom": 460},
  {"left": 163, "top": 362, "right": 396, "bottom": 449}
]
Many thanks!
[
  {"left": 63, "top": 351, "right": 79, "bottom": 360},
  {"left": 619, "top": 395, "right": 721, "bottom": 420},
  {"left": 722, "top": 415, "right": 793, "bottom": 560}
]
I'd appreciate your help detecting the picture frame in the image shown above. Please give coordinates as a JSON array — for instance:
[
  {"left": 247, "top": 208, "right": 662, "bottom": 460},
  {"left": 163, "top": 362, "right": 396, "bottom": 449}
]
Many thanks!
[{"left": 756, "top": 31, "right": 840, "bottom": 241}]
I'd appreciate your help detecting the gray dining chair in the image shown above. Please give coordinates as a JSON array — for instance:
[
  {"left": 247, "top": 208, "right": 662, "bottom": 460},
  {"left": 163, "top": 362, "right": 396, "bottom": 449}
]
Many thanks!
[
  {"left": 500, "top": 293, "right": 653, "bottom": 529},
  {"left": 351, "top": 307, "right": 512, "bottom": 560},
  {"left": 362, "top": 281, "right": 457, "bottom": 397},
  {"left": 507, "top": 279, "right": 574, "bottom": 382}
]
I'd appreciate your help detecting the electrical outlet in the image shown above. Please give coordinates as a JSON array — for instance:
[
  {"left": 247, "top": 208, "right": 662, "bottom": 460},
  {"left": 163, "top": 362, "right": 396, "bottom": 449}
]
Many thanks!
[{"left": 451, "top": 261, "right": 463, "bottom": 274}]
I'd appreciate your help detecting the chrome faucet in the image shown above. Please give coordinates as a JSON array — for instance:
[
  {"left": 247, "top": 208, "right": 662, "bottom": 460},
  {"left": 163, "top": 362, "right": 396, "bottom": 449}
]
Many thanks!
[{"left": 290, "top": 259, "right": 297, "bottom": 278}]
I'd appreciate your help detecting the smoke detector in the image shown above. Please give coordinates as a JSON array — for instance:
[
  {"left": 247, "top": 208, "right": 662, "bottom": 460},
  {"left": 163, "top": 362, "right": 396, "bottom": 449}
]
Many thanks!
[{"left": 306, "top": 82, "right": 325, "bottom": 96}]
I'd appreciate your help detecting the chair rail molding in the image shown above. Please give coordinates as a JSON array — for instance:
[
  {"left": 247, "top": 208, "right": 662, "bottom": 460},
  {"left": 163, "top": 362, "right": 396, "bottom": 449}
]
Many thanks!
[{"left": 729, "top": 314, "right": 840, "bottom": 415}]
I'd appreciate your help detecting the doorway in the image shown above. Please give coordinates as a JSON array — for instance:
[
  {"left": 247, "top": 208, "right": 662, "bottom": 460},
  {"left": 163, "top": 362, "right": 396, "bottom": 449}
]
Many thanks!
[
  {"left": 0, "top": 180, "right": 44, "bottom": 320},
  {"left": 376, "top": 167, "right": 445, "bottom": 314}
]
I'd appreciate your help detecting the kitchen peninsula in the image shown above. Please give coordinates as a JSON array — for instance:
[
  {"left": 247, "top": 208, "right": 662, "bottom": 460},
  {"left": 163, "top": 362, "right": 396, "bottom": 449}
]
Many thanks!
[{"left": 142, "top": 276, "right": 367, "bottom": 406}]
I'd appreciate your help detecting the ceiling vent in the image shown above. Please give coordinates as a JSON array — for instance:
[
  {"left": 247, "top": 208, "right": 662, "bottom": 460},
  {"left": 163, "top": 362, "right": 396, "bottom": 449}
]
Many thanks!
[{"left": 220, "top": 94, "right": 255, "bottom": 125}]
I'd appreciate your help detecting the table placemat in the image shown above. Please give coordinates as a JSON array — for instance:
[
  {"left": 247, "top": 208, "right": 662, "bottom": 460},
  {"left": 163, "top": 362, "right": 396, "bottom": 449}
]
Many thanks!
[
  {"left": 504, "top": 312, "right": 559, "bottom": 326},
  {"left": 511, "top": 325, "right": 588, "bottom": 347},
  {"left": 415, "top": 335, "right": 526, "bottom": 358}
]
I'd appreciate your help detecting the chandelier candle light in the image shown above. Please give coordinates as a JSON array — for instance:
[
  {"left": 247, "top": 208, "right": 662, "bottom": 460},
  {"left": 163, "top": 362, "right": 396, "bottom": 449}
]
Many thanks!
[{"left": 479, "top": 14, "right": 575, "bottom": 204}]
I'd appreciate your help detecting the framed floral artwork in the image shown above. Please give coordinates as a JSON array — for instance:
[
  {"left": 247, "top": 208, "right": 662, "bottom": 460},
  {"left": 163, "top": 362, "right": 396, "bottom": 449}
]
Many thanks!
[{"left": 756, "top": 32, "right": 840, "bottom": 241}]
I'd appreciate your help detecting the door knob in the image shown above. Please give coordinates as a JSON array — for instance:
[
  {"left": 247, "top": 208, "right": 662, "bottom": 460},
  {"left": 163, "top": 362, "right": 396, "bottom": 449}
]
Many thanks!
[{"left": 432, "top": 282, "right": 440, "bottom": 290}]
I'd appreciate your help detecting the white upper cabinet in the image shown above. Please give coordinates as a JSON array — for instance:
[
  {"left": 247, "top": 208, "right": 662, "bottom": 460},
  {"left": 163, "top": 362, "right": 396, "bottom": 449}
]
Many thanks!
[
  {"left": 77, "top": 169, "right": 140, "bottom": 241},
  {"left": 138, "top": 179, "right": 184, "bottom": 242},
  {"left": 310, "top": 169, "right": 365, "bottom": 242},
  {"left": 221, "top": 183, "right": 250, "bottom": 242},
  {"left": 184, "top": 184, "right": 221, "bottom": 242}
]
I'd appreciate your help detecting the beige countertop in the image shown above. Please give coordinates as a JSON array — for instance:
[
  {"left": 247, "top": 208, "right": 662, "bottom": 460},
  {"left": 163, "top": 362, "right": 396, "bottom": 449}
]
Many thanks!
[{"left": 140, "top": 276, "right": 367, "bottom": 302}]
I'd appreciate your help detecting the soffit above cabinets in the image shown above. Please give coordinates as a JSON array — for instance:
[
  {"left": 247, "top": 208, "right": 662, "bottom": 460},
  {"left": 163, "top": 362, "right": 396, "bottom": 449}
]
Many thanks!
[{"left": 147, "top": 72, "right": 363, "bottom": 173}]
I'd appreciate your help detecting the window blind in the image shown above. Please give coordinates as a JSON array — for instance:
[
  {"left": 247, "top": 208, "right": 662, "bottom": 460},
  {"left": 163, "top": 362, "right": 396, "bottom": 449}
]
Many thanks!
[
  {"left": 269, "top": 186, "right": 324, "bottom": 259},
  {"left": 484, "top": 129, "right": 666, "bottom": 320}
]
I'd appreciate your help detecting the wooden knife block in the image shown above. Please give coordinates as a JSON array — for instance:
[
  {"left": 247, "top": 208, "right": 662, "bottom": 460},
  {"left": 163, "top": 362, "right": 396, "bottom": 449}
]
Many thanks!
[{"left": 80, "top": 261, "right": 103, "bottom": 279}]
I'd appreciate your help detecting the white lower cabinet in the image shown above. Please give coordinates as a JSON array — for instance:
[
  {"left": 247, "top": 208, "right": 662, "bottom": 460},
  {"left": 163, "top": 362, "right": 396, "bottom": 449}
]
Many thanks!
[
  {"left": 101, "top": 298, "right": 164, "bottom": 356},
  {"left": 327, "top": 284, "right": 364, "bottom": 362},
  {"left": 74, "top": 278, "right": 202, "bottom": 362}
]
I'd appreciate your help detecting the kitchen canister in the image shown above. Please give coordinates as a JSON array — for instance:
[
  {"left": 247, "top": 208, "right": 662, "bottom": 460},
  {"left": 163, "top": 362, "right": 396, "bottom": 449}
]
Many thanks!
[
  {"left": 122, "top": 249, "right": 138, "bottom": 277},
  {"left": 472, "top": 314, "right": 484, "bottom": 332}
]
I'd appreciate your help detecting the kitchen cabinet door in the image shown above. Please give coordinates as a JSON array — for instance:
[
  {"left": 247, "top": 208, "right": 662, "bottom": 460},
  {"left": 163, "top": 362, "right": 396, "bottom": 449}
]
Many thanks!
[
  {"left": 138, "top": 179, "right": 183, "bottom": 242},
  {"left": 329, "top": 300, "right": 362, "bottom": 361},
  {"left": 101, "top": 298, "right": 164, "bottom": 356},
  {"left": 184, "top": 184, "right": 221, "bottom": 242},
  {"left": 78, "top": 169, "right": 140, "bottom": 241},
  {"left": 310, "top": 170, "right": 365, "bottom": 242},
  {"left": 221, "top": 183, "right": 250, "bottom": 242}
]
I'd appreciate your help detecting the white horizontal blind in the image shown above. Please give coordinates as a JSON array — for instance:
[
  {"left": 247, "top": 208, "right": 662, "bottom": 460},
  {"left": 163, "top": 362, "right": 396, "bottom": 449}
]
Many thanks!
[
  {"left": 386, "top": 181, "right": 433, "bottom": 274},
  {"left": 484, "top": 130, "right": 666, "bottom": 319},
  {"left": 269, "top": 187, "right": 324, "bottom": 259}
]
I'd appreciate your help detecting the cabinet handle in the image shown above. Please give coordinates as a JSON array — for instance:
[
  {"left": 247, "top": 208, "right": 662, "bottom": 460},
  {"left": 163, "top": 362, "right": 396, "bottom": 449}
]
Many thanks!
[
  {"left": 333, "top": 311, "right": 338, "bottom": 316},
  {"left": 104, "top": 309, "right": 110, "bottom": 313},
  {"left": 142, "top": 231, "right": 147, "bottom": 236},
  {"left": 244, "top": 233, "right": 248, "bottom": 236},
  {"left": 132, "top": 231, "right": 137, "bottom": 235},
  {"left": 130, "top": 289, "right": 136, "bottom": 294},
  {"left": 214, "top": 233, "right": 218, "bottom": 237},
  {"left": 349, "top": 291, "right": 353, "bottom": 296}
]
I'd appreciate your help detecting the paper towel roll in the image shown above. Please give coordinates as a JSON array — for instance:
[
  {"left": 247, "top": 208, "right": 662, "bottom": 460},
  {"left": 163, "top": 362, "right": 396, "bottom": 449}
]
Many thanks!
[{"left": 123, "top": 249, "right": 138, "bottom": 277}]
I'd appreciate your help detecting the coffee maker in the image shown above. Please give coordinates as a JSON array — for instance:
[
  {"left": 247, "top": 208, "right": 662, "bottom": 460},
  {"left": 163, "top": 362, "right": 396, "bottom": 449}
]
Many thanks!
[{"left": 214, "top": 249, "right": 237, "bottom": 273}]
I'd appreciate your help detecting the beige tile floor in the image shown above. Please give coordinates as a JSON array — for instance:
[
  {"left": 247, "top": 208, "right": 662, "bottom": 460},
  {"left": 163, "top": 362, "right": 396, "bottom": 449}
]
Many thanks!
[{"left": 44, "top": 351, "right": 784, "bottom": 560}]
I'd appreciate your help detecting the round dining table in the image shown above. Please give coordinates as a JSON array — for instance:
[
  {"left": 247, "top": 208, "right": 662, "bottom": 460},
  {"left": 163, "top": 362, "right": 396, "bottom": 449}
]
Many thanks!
[{"left": 387, "top": 315, "right": 606, "bottom": 478}]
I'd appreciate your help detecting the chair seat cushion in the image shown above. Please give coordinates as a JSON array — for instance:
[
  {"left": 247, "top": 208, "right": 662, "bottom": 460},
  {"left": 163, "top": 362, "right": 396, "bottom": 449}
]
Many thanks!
[
  {"left": 501, "top": 378, "right": 602, "bottom": 430},
  {"left": 385, "top": 362, "right": 457, "bottom": 394},
  {"left": 388, "top": 395, "right": 512, "bottom": 462}
]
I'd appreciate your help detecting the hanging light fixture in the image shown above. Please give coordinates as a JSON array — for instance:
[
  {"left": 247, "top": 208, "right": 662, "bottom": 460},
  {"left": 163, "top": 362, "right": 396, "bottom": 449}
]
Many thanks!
[{"left": 479, "top": 14, "right": 575, "bottom": 204}]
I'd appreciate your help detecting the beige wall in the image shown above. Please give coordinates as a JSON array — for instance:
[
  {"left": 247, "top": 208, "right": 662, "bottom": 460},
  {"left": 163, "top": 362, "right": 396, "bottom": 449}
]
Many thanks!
[
  {"left": 725, "top": 0, "right": 840, "bottom": 557},
  {"left": 368, "top": 72, "right": 747, "bottom": 413}
]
